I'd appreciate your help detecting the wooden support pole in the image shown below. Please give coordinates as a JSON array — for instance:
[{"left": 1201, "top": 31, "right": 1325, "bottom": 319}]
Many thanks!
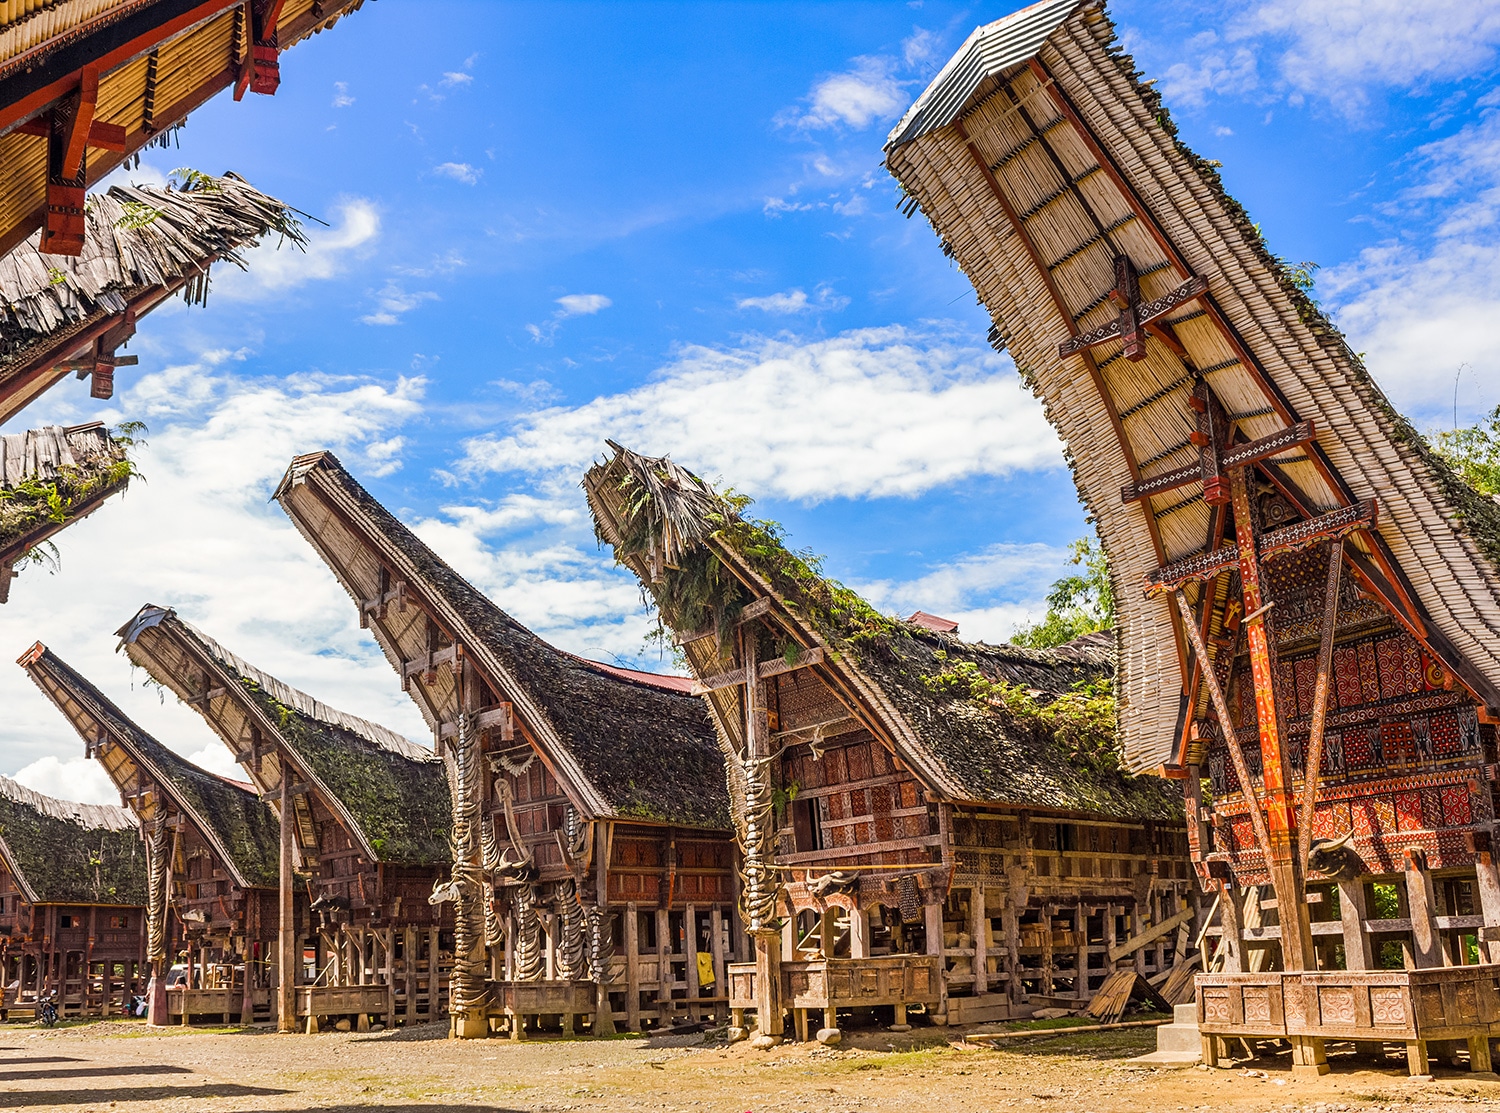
[
  {"left": 971, "top": 887, "right": 988, "bottom": 996},
  {"left": 1404, "top": 851, "right": 1442, "bottom": 969},
  {"left": 1337, "top": 880, "right": 1373, "bottom": 971},
  {"left": 1474, "top": 853, "right": 1500, "bottom": 964},
  {"left": 656, "top": 907, "right": 671, "bottom": 1025},
  {"left": 709, "top": 906, "right": 726, "bottom": 1024},
  {"left": 925, "top": 900, "right": 947, "bottom": 1021},
  {"left": 1298, "top": 541, "right": 1344, "bottom": 867},
  {"left": 849, "top": 905, "right": 870, "bottom": 960},
  {"left": 624, "top": 902, "right": 641, "bottom": 1032},
  {"left": 277, "top": 772, "right": 296, "bottom": 1033}
]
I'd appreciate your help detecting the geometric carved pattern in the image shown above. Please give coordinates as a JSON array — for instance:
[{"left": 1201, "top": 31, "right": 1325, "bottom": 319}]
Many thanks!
[
  {"left": 1319, "top": 986, "right": 1357, "bottom": 1025},
  {"left": 1243, "top": 987, "right": 1273, "bottom": 1025},
  {"left": 1202, "top": 988, "right": 1232, "bottom": 1024}
]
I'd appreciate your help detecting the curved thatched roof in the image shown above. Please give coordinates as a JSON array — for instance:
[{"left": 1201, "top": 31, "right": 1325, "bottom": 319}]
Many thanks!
[
  {"left": 0, "top": 173, "right": 308, "bottom": 423},
  {"left": 22, "top": 644, "right": 279, "bottom": 891},
  {"left": 0, "top": 421, "right": 132, "bottom": 602},
  {"left": 883, "top": 0, "right": 1500, "bottom": 770},
  {"left": 0, "top": 774, "right": 144, "bottom": 906},
  {"left": 116, "top": 605, "right": 452, "bottom": 868},
  {"left": 274, "top": 451, "right": 731, "bottom": 830},
  {"left": 584, "top": 443, "right": 1180, "bottom": 822}
]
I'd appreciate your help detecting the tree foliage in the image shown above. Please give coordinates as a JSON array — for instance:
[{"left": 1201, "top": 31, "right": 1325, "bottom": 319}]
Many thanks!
[
  {"left": 1434, "top": 404, "right": 1500, "bottom": 496},
  {"left": 1011, "top": 536, "right": 1113, "bottom": 648}
]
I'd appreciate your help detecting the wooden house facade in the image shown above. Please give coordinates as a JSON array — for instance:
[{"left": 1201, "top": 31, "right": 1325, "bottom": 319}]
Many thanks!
[
  {"left": 274, "top": 451, "right": 738, "bottom": 1039},
  {"left": 885, "top": 0, "right": 1500, "bottom": 1076},
  {"left": 116, "top": 604, "right": 453, "bottom": 1033},
  {"left": 0, "top": 774, "right": 146, "bottom": 1019},
  {"left": 0, "top": 423, "right": 132, "bottom": 604},
  {"left": 0, "top": 0, "right": 369, "bottom": 259},
  {"left": 21, "top": 642, "right": 284, "bottom": 1026},
  {"left": 0, "top": 173, "right": 311, "bottom": 423},
  {"left": 584, "top": 444, "right": 1193, "bottom": 1041}
]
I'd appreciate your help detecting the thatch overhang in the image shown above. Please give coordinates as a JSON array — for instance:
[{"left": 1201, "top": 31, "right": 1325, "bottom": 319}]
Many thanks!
[
  {"left": 20, "top": 641, "right": 278, "bottom": 890},
  {"left": 0, "top": 173, "right": 308, "bottom": 423},
  {"left": 115, "top": 604, "right": 451, "bottom": 867},
  {"left": 583, "top": 443, "right": 1181, "bottom": 824},
  {"left": 0, "top": 421, "right": 132, "bottom": 604},
  {"left": 0, "top": 773, "right": 144, "bottom": 907},
  {"left": 0, "top": 0, "right": 368, "bottom": 258},
  {"left": 272, "top": 450, "right": 730, "bottom": 831},
  {"left": 882, "top": 0, "right": 1500, "bottom": 771}
]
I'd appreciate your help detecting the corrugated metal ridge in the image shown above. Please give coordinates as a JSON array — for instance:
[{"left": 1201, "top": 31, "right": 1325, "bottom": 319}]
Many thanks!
[
  {"left": 168, "top": 612, "right": 433, "bottom": 762},
  {"left": 885, "top": 0, "right": 1090, "bottom": 151},
  {"left": 0, "top": 771, "right": 134, "bottom": 830}
]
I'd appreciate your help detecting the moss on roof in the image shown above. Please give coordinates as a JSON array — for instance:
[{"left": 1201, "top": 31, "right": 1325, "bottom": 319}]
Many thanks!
[
  {"left": 0, "top": 423, "right": 134, "bottom": 564},
  {"left": 587, "top": 445, "right": 1180, "bottom": 822},
  {"left": 33, "top": 647, "right": 279, "bottom": 890},
  {"left": 0, "top": 776, "right": 145, "bottom": 906}
]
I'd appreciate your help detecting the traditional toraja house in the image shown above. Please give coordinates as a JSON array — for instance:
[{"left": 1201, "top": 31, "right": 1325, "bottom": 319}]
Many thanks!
[
  {"left": 273, "top": 451, "right": 737, "bottom": 1039},
  {"left": 116, "top": 604, "right": 453, "bottom": 1033},
  {"left": 583, "top": 443, "right": 1193, "bottom": 1044},
  {"left": 0, "top": 422, "right": 133, "bottom": 605},
  {"left": 885, "top": 0, "right": 1500, "bottom": 1076},
  {"left": 0, "top": 173, "right": 307, "bottom": 423},
  {"left": 0, "top": 773, "right": 146, "bottom": 1019},
  {"left": 20, "top": 642, "right": 282, "bottom": 1026},
  {"left": 0, "top": 0, "right": 369, "bottom": 258}
]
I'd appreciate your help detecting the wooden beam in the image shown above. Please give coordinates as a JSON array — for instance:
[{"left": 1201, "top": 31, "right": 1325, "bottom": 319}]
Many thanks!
[
  {"left": 690, "top": 666, "right": 747, "bottom": 697},
  {"left": 1106, "top": 905, "right": 1193, "bottom": 963},
  {"left": 437, "top": 703, "right": 513, "bottom": 740},
  {"left": 755, "top": 647, "right": 824, "bottom": 681},
  {"left": 737, "top": 598, "right": 772, "bottom": 624}
]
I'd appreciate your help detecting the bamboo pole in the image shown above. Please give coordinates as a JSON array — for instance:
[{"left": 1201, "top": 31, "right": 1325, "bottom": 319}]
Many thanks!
[{"left": 1298, "top": 540, "right": 1344, "bottom": 868}]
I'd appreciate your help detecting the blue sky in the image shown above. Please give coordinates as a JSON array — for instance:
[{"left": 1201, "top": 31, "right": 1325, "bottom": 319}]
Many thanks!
[{"left": 4, "top": 0, "right": 1499, "bottom": 802}]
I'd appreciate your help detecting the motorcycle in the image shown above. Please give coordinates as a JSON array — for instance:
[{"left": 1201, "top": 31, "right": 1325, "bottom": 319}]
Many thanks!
[{"left": 37, "top": 992, "right": 58, "bottom": 1028}]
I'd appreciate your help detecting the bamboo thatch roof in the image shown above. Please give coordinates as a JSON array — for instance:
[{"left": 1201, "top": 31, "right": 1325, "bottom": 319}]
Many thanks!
[
  {"left": 0, "top": 773, "right": 144, "bottom": 907},
  {"left": 583, "top": 443, "right": 1180, "bottom": 823},
  {"left": 273, "top": 451, "right": 731, "bottom": 830},
  {"left": 883, "top": 0, "right": 1500, "bottom": 771},
  {"left": 117, "top": 605, "right": 452, "bottom": 868},
  {"left": 22, "top": 643, "right": 279, "bottom": 891},
  {"left": 0, "top": 421, "right": 132, "bottom": 603},
  {"left": 0, "top": 0, "right": 369, "bottom": 258},
  {"left": 0, "top": 173, "right": 308, "bottom": 423}
]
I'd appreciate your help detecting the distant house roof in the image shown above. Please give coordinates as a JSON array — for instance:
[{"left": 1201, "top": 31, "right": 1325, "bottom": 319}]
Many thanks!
[
  {"left": 883, "top": 0, "right": 1500, "bottom": 768},
  {"left": 116, "top": 605, "right": 452, "bottom": 868},
  {"left": 273, "top": 450, "right": 730, "bottom": 831},
  {"left": 21, "top": 643, "right": 280, "bottom": 890},
  {"left": 908, "top": 611, "right": 960, "bottom": 634},
  {"left": 0, "top": 174, "right": 309, "bottom": 423},
  {"left": 0, "top": 774, "right": 144, "bottom": 906},
  {"left": 0, "top": 422, "right": 132, "bottom": 603},
  {"left": 584, "top": 443, "right": 1179, "bottom": 822},
  {"left": 0, "top": 0, "right": 370, "bottom": 259}
]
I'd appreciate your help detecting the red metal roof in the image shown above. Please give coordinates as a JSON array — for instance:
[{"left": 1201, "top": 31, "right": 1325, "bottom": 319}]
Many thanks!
[{"left": 908, "top": 611, "right": 960, "bottom": 634}]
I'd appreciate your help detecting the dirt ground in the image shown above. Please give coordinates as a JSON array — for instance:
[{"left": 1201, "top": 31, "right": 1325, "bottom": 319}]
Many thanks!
[{"left": 7, "top": 1018, "right": 1500, "bottom": 1113}]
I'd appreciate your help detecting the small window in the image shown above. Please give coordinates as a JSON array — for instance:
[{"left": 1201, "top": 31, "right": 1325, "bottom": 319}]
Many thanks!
[
  {"left": 60, "top": 914, "right": 77, "bottom": 929},
  {"left": 108, "top": 915, "right": 127, "bottom": 930},
  {"left": 792, "top": 797, "right": 823, "bottom": 853}
]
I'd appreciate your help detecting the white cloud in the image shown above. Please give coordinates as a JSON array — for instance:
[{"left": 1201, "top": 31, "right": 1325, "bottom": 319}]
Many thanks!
[
  {"left": 1160, "top": 33, "right": 1260, "bottom": 107},
  {"left": 736, "top": 284, "right": 849, "bottom": 314},
  {"left": 902, "top": 28, "right": 940, "bottom": 69},
  {"left": 215, "top": 197, "right": 380, "bottom": 300},
  {"left": 555, "top": 293, "right": 612, "bottom": 318},
  {"left": 12, "top": 756, "right": 119, "bottom": 807},
  {"left": 781, "top": 56, "right": 908, "bottom": 130},
  {"left": 432, "top": 162, "right": 481, "bottom": 185},
  {"left": 0, "top": 364, "right": 432, "bottom": 783},
  {"left": 362, "top": 281, "right": 438, "bottom": 326},
  {"left": 856, "top": 542, "right": 1076, "bottom": 644},
  {"left": 440, "top": 71, "right": 474, "bottom": 87},
  {"left": 1321, "top": 107, "right": 1500, "bottom": 420},
  {"left": 332, "top": 81, "right": 355, "bottom": 108},
  {"left": 1236, "top": 0, "right": 1500, "bottom": 97},
  {"left": 527, "top": 294, "right": 612, "bottom": 343},
  {"left": 457, "top": 325, "right": 1064, "bottom": 502}
]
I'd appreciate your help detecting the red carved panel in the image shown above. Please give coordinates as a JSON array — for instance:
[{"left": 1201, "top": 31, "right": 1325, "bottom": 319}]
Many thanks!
[
  {"left": 1334, "top": 645, "right": 1362, "bottom": 709},
  {"left": 1357, "top": 642, "right": 1382, "bottom": 704},
  {"left": 1394, "top": 791, "right": 1423, "bottom": 832}
]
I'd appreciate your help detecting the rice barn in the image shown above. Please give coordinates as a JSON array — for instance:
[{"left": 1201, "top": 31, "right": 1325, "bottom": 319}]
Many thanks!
[
  {"left": 22, "top": 643, "right": 284, "bottom": 1026},
  {"left": 274, "top": 451, "right": 740, "bottom": 1040},
  {"left": 884, "top": 0, "right": 1500, "bottom": 1078},
  {"left": 116, "top": 604, "right": 454, "bottom": 1034}
]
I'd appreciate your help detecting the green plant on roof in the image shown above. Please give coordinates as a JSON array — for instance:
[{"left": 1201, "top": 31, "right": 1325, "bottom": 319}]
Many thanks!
[
  {"left": 46, "top": 266, "right": 67, "bottom": 287},
  {"left": 0, "top": 452, "right": 136, "bottom": 544},
  {"left": 115, "top": 200, "right": 163, "bottom": 231}
]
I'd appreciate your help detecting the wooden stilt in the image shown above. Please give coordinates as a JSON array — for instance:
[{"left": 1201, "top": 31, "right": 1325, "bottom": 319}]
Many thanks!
[{"left": 277, "top": 771, "right": 296, "bottom": 1033}]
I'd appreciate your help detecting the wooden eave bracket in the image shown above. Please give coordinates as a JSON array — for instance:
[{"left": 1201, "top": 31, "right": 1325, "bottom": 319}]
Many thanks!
[
  {"left": 437, "top": 702, "right": 514, "bottom": 741},
  {"left": 690, "top": 647, "right": 826, "bottom": 695},
  {"left": 1123, "top": 421, "right": 1316, "bottom": 504}
]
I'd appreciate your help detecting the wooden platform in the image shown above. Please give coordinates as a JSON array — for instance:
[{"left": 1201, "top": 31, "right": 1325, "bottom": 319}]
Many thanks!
[
  {"left": 1197, "top": 966, "right": 1500, "bottom": 1075},
  {"left": 731, "top": 954, "right": 942, "bottom": 1038},
  {"left": 487, "top": 979, "right": 598, "bottom": 1038},
  {"left": 298, "top": 985, "right": 392, "bottom": 1033},
  {"left": 166, "top": 986, "right": 269, "bottom": 1025}
]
